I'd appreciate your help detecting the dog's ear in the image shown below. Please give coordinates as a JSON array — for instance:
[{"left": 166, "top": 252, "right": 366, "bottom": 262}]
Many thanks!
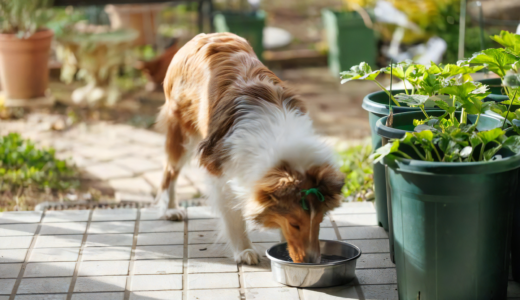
[
  {"left": 256, "top": 162, "right": 303, "bottom": 206},
  {"left": 307, "top": 164, "right": 345, "bottom": 210}
]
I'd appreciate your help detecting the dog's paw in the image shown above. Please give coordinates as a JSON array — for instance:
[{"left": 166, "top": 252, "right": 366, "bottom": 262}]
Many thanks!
[
  {"left": 160, "top": 209, "right": 186, "bottom": 221},
  {"left": 235, "top": 249, "right": 260, "bottom": 265}
]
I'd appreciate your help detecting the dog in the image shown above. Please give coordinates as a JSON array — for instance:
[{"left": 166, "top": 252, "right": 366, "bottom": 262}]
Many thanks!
[{"left": 155, "top": 32, "right": 344, "bottom": 264}]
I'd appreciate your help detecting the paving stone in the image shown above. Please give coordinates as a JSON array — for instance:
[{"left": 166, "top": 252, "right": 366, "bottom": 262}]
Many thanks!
[
  {"left": 330, "top": 202, "right": 375, "bottom": 215},
  {"left": 242, "top": 258, "right": 271, "bottom": 272},
  {"left": 0, "top": 279, "right": 15, "bottom": 294},
  {"left": 139, "top": 220, "right": 184, "bottom": 233},
  {"left": 302, "top": 284, "right": 359, "bottom": 299},
  {"left": 356, "top": 253, "right": 394, "bottom": 269},
  {"left": 142, "top": 171, "right": 163, "bottom": 190},
  {"left": 188, "top": 219, "right": 218, "bottom": 232},
  {"left": 135, "top": 245, "right": 184, "bottom": 260},
  {"left": 139, "top": 209, "right": 165, "bottom": 221},
  {"left": 126, "top": 130, "right": 165, "bottom": 147},
  {"left": 332, "top": 214, "right": 378, "bottom": 227},
  {"left": 88, "top": 221, "right": 135, "bottom": 234},
  {"left": 130, "top": 274, "right": 183, "bottom": 291},
  {"left": 133, "top": 259, "right": 183, "bottom": 275},
  {"left": 356, "top": 268, "right": 397, "bottom": 285},
  {"left": 359, "top": 284, "right": 398, "bottom": 299},
  {"left": 187, "top": 258, "right": 237, "bottom": 273},
  {"left": 188, "top": 289, "right": 240, "bottom": 300},
  {"left": 319, "top": 228, "right": 338, "bottom": 240},
  {"left": 40, "top": 222, "right": 87, "bottom": 235},
  {"left": 74, "top": 276, "right": 127, "bottom": 292},
  {"left": 91, "top": 209, "right": 138, "bottom": 221},
  {"left": 187, "top": 244, "right": 227, "bottom": 259},
  {"left": 321, "top": 216, "right": 333, "bottom": 227},
  {"left": 24, "top": 262, "right": 76, "bottom": 277},
  {"left": 0, "top": 237, "right": 33, "bottom": 249},
  {"left": 0, "top": 263, "right": 21, "bottom": 278},
  {"left": 34, "top": 235, "right": 83, "bottom": 248},
  {"left": 137, "top": 232, "right": 184, "bottom": 245},
  {"left": 16, "top": 295, "right": 67, "bottom": 300},
  {"left": 188, "top": 273, "right": 239, "bottom": 289},
  {"left": 188, "top": 231, "right": 219, "bottom": 244},
  {"left": 343, "top": 239, "right": 390, "bottom": 253},
  {"left": 114, "top": 192, "right": 154, "bottom": 203},
  {"left": 112, "top": 157, "right": 161, "bottom": 174},
  {"left": 76, "top": 146, "right": 133, "bottom": 163},
  {"left": 0, "top": 212, "right": 42, "bottom": 224},
  {"left": 71, "top": 293, "right": 124, "bottom": 300},
  {"left": 29, "top": 248, "right": 79, "bottom": 262},
  {"left": 337, "top": 226, "right": 388, "bottom": 240},
  {"left": 109, "top": 178, "right": 154, "bottom": 194},
  {"left": 43, "top": 211, "right": 90, "bottom": 223},
  {"left": 78, "top": 261, "right": 130, "bottom": 276},
  {"left": 86, "top": 234, "right": 133, "bottom": 247},
  {"left": 243, "top": 272, "right": 285, "bottom": 288},
  {"left": 82, "top": 247, "right": 132, "bottom": 261},
  {"left": 187, "top": 206, "right": 216, "bottom": 219},
  {"left": 176, "top": 186, "right": 200, "bottom": 199},
  {"left": 84, "top": 163, "right": 133, "bottom": 180},
  {"left": 250, "top": 230, "right": 281, "bottom": 243},
  {"left": 253, "top": 243, "right": 276, "bottom": 257},
  {"left": 0, "top": 224, "right": 38, "bottom": 236},
  {"left": 129, "top": 291, "right": 182, "bottom": 300},
  {"left": 17, "top": 277, "right": 71, "bottom": 294},
  {"left": 245, "top": 288, "right": 300, "bottom": 300},
  {"left": 0, "top": 249, "right": 28, "bottom": 263}
]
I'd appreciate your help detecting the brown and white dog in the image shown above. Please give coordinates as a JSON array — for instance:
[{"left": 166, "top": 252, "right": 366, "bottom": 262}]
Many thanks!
[{"left": 155, "top": 32, "right": 344, "bottom": 264}]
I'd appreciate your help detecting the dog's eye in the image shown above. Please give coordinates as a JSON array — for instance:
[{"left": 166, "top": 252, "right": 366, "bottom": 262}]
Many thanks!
[{"left": 290, "top": 223, "right": 300, "bottom": 231}]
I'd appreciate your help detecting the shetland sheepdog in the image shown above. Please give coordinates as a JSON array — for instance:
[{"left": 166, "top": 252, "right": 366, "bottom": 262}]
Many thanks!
[{"left": 155, "top": 32, "right": 344, "bottom": 264}]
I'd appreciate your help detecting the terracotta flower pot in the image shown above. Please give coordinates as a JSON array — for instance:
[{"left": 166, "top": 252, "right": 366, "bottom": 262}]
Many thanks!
[{"left": 0, "top": 29, "right": 53, "bottom": 100}]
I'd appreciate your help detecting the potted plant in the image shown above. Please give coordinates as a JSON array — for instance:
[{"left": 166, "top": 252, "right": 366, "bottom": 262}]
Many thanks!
[
  {"left": 364, "top": 57, "right": 520, "bottom": 298},
  {"left": 0, "top": 0, "right": 54, "bottom": 106}
]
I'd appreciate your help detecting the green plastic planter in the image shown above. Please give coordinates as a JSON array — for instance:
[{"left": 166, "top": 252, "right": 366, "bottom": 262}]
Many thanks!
[
  {"left": 214, "top": 11, "right": 265, "bottom": 61},
  {"left": 479, "top": 78, "right": 508, "bottom": 102},
  {"left": 378, "top": 111, "right": 519, "bottom": 299},
  {"left": 322, "top": 9, "right": 376, "bottom": 76}
]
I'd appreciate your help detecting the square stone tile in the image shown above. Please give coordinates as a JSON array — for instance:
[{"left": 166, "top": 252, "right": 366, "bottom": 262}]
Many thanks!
[
  {"left": 86, "top": 234, "right": 133, "bottom": 247},
  {"left": 188, "top": 273, "right": 239, "bottom": 289},
  {"left": 337, "top": 226, "right": 388, "bottom": 240},
  {"left": 332, "top": 214, "right": 378, "bottom": 227},
  {"left": 112, "top": 157, "right": 161, "bottom": 174},
  {"left": 0, "top": 263, "right": 21, "bottom": 278},
  {"left": 40, "top": 222, "right": 87, "bottom": 235},
  {"left": 321, "top": 216, "right": 333, "bottom": 227},
  {"left": 243, "top": 272, "right": 285, "bottom": 288},
  {"left": 356, "top": 268, "right": 397, "bottom": 284},
  {"left": 17, "top": 277, "right": 71, "bottom": 294},
  {"left": 0, "top": 212, "right": 42, "bottom": 224},
  {"left": 0, "top": 224, "right": 38, "bottom": 236},
  {"left": 187, "top": 244, "right": 227, "bottom": 259},
  {"left": 29, "top": 248, "right": 79, "bottom": 262},
  {"left": 115, "top": 192, "right": 154, "bottom": 203},
  {"left": 16, "top": 295, "right": 67, "bottom": 300},
  {"left": 245, "top": 288, "right": 300, "bottom": 300},
  {"left": 139, "top": 220, "right": 184, "bottom": 233},
  {"left": 130, "top": 274, "right": 182, "bottom": 291},
  {"left": 253, "top": 243, "right": 275, "bottom": 257},
  {"left": 359, "top": 284, "right": 398, "bottom": 299},
  {"left": 84, "top": 163, "right": 133, "bottom": 180},
  {"left": 78, "top": 261, "right": 130, "bottom": 276},
  {"left": 137, "top": 232, "right": 184, "bottom": 246},
  {"left": 91, "top": 209, "right": 138, "bottom": 221},
  {"left": 74, "top": 276, "right": 127, "bottom": 292},
  {"left": 35, "top": 235, "right": 83, "bottom": 248},
  {"left": 356, "top": 253, "right": 394, "bottom": 269},
  {"left": 330, "top": 202, "right": 375, "bottom": 215},
  {"left": 188, "top": 219, "right": 218, "bottom": 232},
  {"left": 343, "top": 239, "right": 389, "bottom": 253},
  {"left": 249, "top": 230, "right": 281, "bottom": 243},
  {"left": 187, "top": 207, "right": 216, "bottom": 219},
  {"left": 71, "top": 293, "right": 124, "bottom": 300},
  {"left": 0, "top": 279, "right": 15, "bottom": 294},
  {"left": 319, "top": 228, "right": 338, "bottom": 240},
  {"left": 0, "top": 249, "right": 28, "bottom": 263},
  {"left": 188, "top": 289, "right": 240, "bottom": 300},
  {"left": 88, "top": 221, "right": 135, "bottom": 234},
  {"left": 133, "top": 259, "right": 183, "bottom": 275},
  {"left": 0, "top": 237, "right": 33, "bottom": 249},
  {"left": 242, "top": 259, "right": 271, "bottom": 273},
  {"left": 24, "top": 262, "right": 76, "bottom": 277},
  {"left": 301, "top": 284, "right": 358, "bottom": 299},
  {"left": 188, "top": 231, "right": 219, "bottom": 244},
  {"left": 135, "top": 245, "right": 183, "bottom": 260},
  {"left": 139, "top": 208, "right": 164, "bottom": 221},
  {"left": 188, "top": 258, "right": 237, "bottom": 273},
  {"left": 82, "top": 247, "right": 132, "bottom": 261},
  {"left": 42, "top": 211, "right": 90, "bottom": 223},
  {"left": 129, "top": 291, "right": 182, "bottom": 300},
  {"left": 109, "top": 178, "right": 154, "bottom": 194},
  {"left": 142, "top": 171, "right": 163, "bottom": 191}
]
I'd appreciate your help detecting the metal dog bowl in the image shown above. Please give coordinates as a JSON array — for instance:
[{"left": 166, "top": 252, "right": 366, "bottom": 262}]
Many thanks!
[{"left": 266, "top": 240, "right": 361, "bottom": 288}]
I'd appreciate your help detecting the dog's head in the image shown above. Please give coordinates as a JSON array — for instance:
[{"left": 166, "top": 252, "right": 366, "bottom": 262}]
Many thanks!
[{"left": 252, "top": 162, "right": 344, "bottom": 263}]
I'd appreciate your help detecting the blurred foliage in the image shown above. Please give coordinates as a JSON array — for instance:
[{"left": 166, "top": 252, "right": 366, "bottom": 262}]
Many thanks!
[
  {"left": 0, "top": 133, "right": 78, "bottom": 193},
  {"left": 46, "top": 7, "right": 87, "bottom": 38},
  {"left": 337, "top": 142, "right": 374, "bottom": 201},
  {"left": 0, "top": 0, "right": 53, "bottom": 37}
]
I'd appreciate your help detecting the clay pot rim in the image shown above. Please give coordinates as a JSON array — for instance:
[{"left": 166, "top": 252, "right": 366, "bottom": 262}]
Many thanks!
[{"left": 0, "top": 29, "right": 54, "bottom": 41}]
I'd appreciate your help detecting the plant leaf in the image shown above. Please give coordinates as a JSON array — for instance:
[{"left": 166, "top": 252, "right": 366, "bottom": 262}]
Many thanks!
[
  {"left": 460, "top": 146, "right": 473, "bottom": 158},
  {"left": 502, "top": 136, "right": 520, "bottom": 153},
  {"left": 340, "top": 62, "right": 380, "bottom": 84},
  {"left": 490, "top": 30, "right": 520, "bottom": 57},
  {"left": 370, "top": 140, "right": 400, "bottom": 164},
  {"left": 394, "top": 94, "right": 429, "bottom": 106},
  {"left": 477, "top": 128, "right": 506, "bottom": 145},
  {"left": 503, "top": 74, "right": 520, "bottom": 89},
  {"left": 468, "top": 49, "right": 517, "bottom": 77}
]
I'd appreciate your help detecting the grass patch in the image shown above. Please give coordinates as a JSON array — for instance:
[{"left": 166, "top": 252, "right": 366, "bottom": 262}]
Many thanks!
[{"left": 337, "top": 141, "right": 374, "bottom": 201}]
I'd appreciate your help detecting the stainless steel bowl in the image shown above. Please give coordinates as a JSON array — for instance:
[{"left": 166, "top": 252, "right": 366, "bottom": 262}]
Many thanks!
[{"left": 266, "top": 240, "right": 361, "bottom": 288}]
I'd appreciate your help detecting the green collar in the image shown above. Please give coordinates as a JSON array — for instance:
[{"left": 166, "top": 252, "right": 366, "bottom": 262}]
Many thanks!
[{"left": 300, "top": 188, "right": 324, "bottom": 211}]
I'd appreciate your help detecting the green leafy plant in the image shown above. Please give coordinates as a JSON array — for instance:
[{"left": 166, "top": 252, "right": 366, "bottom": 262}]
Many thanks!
[
  {"left": 337, "top": 142, "right": 374, "bottom": 201},
  {"left": 0, "top": 0, "right": 54, "bottom": 38},
  {"left": 0, "top": 133, "right": 78, "bottom": 192}
]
